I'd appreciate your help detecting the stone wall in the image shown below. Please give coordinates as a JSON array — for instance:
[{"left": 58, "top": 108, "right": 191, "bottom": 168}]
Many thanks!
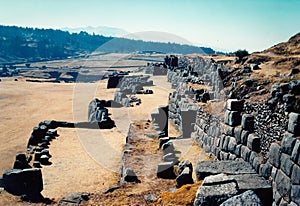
[
  {"left": 113, "top": 75, "right": 153, "bottom": 107},
  {"left": 190, "top": 99, "right": 300, "bottom": 205},
  {"left": 166, "top": 56, "right": 300, "bottom": 205}
]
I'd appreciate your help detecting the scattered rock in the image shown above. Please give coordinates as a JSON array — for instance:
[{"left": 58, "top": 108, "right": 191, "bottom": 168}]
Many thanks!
[{"left": 58, "top": 192, "right": 89, "bottom": 205}]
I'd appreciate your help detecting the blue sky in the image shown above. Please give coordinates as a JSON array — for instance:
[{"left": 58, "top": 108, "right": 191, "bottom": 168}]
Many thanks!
[{"left": 0, "top": 0, "right": 299, "bottom": 52}]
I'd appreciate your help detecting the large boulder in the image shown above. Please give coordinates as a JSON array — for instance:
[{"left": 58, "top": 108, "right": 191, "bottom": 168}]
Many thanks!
[{"left": 3, "top": 168, "right": 43, "bottom": 198}]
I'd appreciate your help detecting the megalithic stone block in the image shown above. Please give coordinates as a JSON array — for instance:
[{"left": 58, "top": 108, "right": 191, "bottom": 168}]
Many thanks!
[
  {"left": 288, "top": 113, "right": 300, "bottom": 136},
  {"left": 226, "top": 99, "right": 244, "bottom": 112},
  {"left": 224, "top": 110, "right": 241, "bottom": 126},
  {"left": 241, "top": 114, "right": 255, "bottom": 132}
]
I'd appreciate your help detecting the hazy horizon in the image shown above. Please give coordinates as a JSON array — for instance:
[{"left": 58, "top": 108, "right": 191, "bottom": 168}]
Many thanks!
[{"left": 1, "top": 0, "right": 299, "bottom": 53}]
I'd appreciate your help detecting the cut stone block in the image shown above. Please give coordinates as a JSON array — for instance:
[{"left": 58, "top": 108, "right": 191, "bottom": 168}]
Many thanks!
[
  {"left": 196, "top": 160, "right": 256, "bottom": 181},
  {"left": 269, "top": 143, "right": 281, "bottom": 168},
  {"left": 275, "top": 170, "right": 291, "bottom": 202},
  {"left": 194, "top": 181, "right": 238, "bottom": 206},
  {"left": 247, "top": 134, "right": 261, "bottom": 153},
  {"left": 281, "top": 132, "right": 296, "bottom": 155},
  {"left": 226, "top": 99, "right": 244, "bottom": 112},
  {"left": 288, "top": 113, "right": 300, "bottom": 136},
  {"left": 224, "top": 111, "right": 241, "bottom": 127},
  {"left": 220, "top": 190, "right": 262, "bottom": 206},
  {"left": 241, "top": 114, "right": 255, "bottom": 132}
]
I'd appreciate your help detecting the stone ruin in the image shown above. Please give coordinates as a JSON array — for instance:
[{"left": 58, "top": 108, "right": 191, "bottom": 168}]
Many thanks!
[
  {"left": 145, "top": 62, "right": 168, "bottom": 76},
  {"left": 113, "top": 75, "right": 154, "bottom": 107},
  {"left": 87, "top": 98, "right": 116, "bottom": 129},
  {"left": 161, "top": 55, "right": 300, "bottom": 205},
  {"left": 0, "top": 99, "right": 117, "bottom": 202}
]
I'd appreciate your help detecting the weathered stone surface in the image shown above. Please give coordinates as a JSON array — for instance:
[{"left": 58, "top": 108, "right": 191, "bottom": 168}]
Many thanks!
[
  {"left": 275, "top": 170, "right": 291, "bottom": 202},
  {"left": 291, "top": 185, "right": 300, "bottom": 205},
  {"left": 280, "top": 153, "right": 293, "bottom": 177},
  {"left": 241, "top": 130, "right": 250, "bottom": 145},
  {"left": 220, "top": 190, "right": 262, "bottom": 206},
  {"left": 226, "top": 99, "right": 244, "bottom": 112},
  {"left": 176, "top": 167, "right": 194, "bottom": 188},
  {"left": 227, "top": 137, "right": 237, "bottom": 153},
  {"left": 271, "top": 166, "right": 278, "bottom": 180},
  {"left": 157, "top": 162, "right": 176, "bottom": 179},
  {"left": 269, "top": 143, "right": 281, "bottom": 168},
  {"left": 247, "top": 134, "right": 261, "bottom": 152},
  {"left": 259, "top": 162, "right": 272, "bottom": 179},
  {"left": 223, "top": 124, "right": 234, "bottom": 136},
  {"left": 222, "top": 136, "right": 230, "bottom": 151},
  {"left": 288, "top": 112, "right": 300, "bottom": 135},
  {"left": 279, "top": 198, "right": 289, "bottom": 206},
  {"left": 178, "top": 160, "right": 193, "bottom": 175},
  {"left": 234, "top": 144, "right": 242, "bottom": 157},
  {"left": 224, "top": 110, "right": 241, "bottom": 126},
  {"left": 194, "top": 181, "right": 238, "bottom": 206},
  {"left": 241, "top": 114, "right": 255, "bottom": 132},
  {"left": 203, "top": 173, "right": 271, "bottom": 191},
  {"left": 123, "top": 168, "right": 139, "bottom": 183},
  {"left": 234, "top": 127, "right": 242, "bottom": 144},
  {"left": 281, "top": 132, "right": 296, "bottom": 155},
  {"left": 291, "top": 164, "right": 300, "bottom": 184},
  {"left": 162, "top": 141, "right": 174, "bottom": 155},
  {"left": 249, "top": 151, "right": 257, "bottom": 165},
  {"left": 291, "top": 140, "right": 300, "bottom": 165},
  {"left": 196, "top": 160, "right": 256, "bottom": 181},
  {"left": 252, "top": 156, "right": 263, "bottom": 173},
  {"left": 241, "top": 145, "right": 251, "bottom": 162},
  {"left": 3, "top": 168, "right": 43, "bottom": 196}
]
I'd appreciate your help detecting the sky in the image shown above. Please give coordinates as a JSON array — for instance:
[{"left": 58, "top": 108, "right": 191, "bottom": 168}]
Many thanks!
[{"left": 0, "top": 0, "right": 300, "bottom": 52}]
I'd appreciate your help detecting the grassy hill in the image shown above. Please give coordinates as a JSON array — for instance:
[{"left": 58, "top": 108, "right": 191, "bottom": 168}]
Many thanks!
[{"left": 0, "top": 25, "right": 217, "bottom": 64}]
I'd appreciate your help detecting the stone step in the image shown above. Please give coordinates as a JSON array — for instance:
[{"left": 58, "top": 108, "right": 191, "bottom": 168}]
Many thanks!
[
  {"left": 202, "top": 173, "right": 272, "bottom": 206},
  {"left": 196, "top": 160, "right": 256, "bottom": 181}
]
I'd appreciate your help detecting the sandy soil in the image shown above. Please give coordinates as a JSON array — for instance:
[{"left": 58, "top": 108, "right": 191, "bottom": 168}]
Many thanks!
[{"left": 0, "top": 74, "right": 174, "bottom": 202}]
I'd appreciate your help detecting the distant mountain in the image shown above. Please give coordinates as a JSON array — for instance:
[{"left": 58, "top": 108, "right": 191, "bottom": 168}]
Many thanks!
[
  {"left": 61, "top": 26, "right": 129, "bottom": 37},
  {"left": 0, "top": 25, "right": 218, "bottom": 64}
]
